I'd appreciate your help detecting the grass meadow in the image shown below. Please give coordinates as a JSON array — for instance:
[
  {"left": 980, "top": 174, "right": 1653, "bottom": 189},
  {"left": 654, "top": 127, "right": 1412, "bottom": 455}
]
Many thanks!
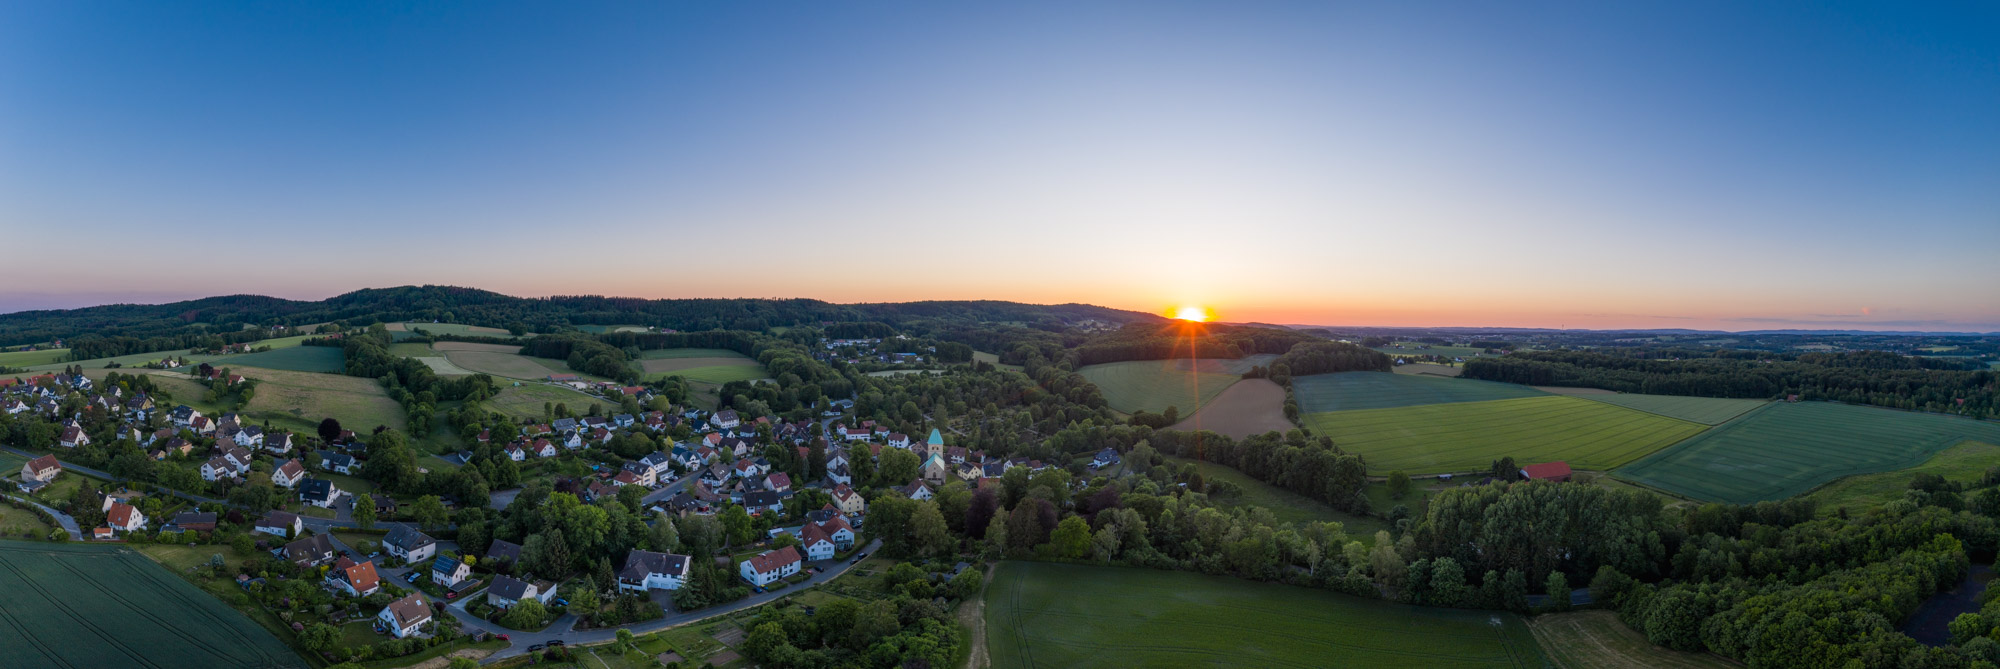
[
  {"left": 1527, "top": 611, "right": 1736, "bottom": 669},
  {"left": 987, "top": 561, "right": 1546, "bottom": 669},
  {"left": 1799, "top": 441, "right": 2000, "bottom": 514},
  {"left": 0, "top": 542, "right": 303, "bottom": 668},
  {"left": 636, "top": 348, "right": 749, "bottom": 360},
  {"left": 1292, "top": 372, "right": 1546, "bottom": 414},
  {"left": 224, "top": 367, "right": 407, "bottom": 435},
  {"left": 1166, "top": 378, "right": 1292, "bottom": 439},
  {"left": 636, "top": 349, "right": 769, "bottom": 384},
  {"left": 0, "top": 347, "right": 70, "bottom": 367},
  {"left": 1302, "top": 396, "right": 1709, "bottom": 474},
  {"left": 1077, "top": 358, "right": 1244, "bottom": 415},
  {"left": 389, "top": 322, "right": 513, "bottom": 337},
  {"left": 484, "top": 383, "right": 610, "bottom": 419},
  {"left": 213, "top": 345, "right": 345, "bottom": 373},
  {"left": 1163, "top": 455, "right": 1387, "bottom": 533},
  {"left": 1614, "top": 402, "right": 2000, "bottom": 504}
]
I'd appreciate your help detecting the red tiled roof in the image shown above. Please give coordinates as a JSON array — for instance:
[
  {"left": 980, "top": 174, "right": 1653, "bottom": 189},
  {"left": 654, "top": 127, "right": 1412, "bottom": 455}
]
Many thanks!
[
  {"left": 1520, "top": 461, "right": 1572, "bottom": 480},
  {"left": 747, "top": 546, "right": 801, "bottom": 574}
]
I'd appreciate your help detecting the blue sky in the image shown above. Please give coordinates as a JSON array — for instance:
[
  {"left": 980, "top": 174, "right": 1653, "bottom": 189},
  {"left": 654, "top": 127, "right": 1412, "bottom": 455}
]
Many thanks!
[{"left": 2, "top": 1, "right": 1995, "bottom": 330}]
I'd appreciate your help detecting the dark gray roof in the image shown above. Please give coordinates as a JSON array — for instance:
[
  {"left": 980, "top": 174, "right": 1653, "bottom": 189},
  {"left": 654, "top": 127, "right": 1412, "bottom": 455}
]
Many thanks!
[
  {"left": 486, "top": 539, "right": 523, "bottom": 563},
  {"left": 384, "top": 525, "right": 435, "bottom": 551}
]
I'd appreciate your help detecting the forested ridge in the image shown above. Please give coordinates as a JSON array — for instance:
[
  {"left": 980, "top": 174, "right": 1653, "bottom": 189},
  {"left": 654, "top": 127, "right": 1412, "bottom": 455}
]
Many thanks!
[{"left": 1464, "top": 349, "right": 2000, "bottom": 418}]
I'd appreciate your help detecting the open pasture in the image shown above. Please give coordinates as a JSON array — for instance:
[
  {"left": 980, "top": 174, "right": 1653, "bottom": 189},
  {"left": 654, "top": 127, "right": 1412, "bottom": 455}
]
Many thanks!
[
  {"left": 1078, "top": 358, "right": 1244, "bottom": 415},
  {"left": 1166, "top": 378, "right": 1292, "bottom": 439},
  {"left": 1799, "top": 441, "right": 2000, "bottom": 514},
  {"left": 1553, "top": 392, "right": 1768, "bottom": 425},
  {"left": 415, "top": 357, "right": 476, "bottom": 376},
  {"left": 639, "top": 355, "right": 757, "bottom": 375},
  {"left": 391, "top": 322, "right": 513, "bottom": 337},
  {"left": 1528, "top": 610, "right": 1736, "bottom": 669},
  {"left": 0, "top": 542, "right": 303, "bottom": 669},
  {"left": 1302, "top": 396, "right": 1707, "bottom": 474},
  {"left": 1614, "top": 402, "right": 2000, "bottom": 504},
  {"left": 439, "top": 347, "right": 584, "bottom": 380},
  {"left": 987, "top": 561, "right": 1545, "bottom": 669},
  {"left": 484, "top": 383, "right": 608, "bottom": 419},
  {"left": 973, "top": 350, "right": 1024, "bottom": 372},
  {"left": 1293, "top": 371, "right": 1546, "bottom": 413},
  {"left": 667, "top": 364, "right": 773, "bottom": 385},
  {"left": 1395, "top": 363, "right": 1464, "bottom": 377},
  {"left": 218, "top": 367, "right": 407, "bottom": 435},
  {"left": 1176, "top": 353, "right": 1280, "bottom": 375},
  {"left": 211, "top": 345, "right": 345, "bottom": 373},
  {"left": 636, "top": 347, "right": 748, "bottom": 360},
  {"left": 0, "top": 347, "right": 69, "bottom": 367}
]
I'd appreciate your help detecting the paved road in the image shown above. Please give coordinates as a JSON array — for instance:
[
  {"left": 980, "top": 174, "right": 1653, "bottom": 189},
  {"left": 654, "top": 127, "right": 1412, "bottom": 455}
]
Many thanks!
[{"left": 466, "top": 537, "right": 883, "bottom": 664}]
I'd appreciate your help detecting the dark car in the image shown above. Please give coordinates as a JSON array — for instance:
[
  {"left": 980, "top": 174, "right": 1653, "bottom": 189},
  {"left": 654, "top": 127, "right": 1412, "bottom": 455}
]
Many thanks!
[
  {"left": 528, "top": 643, "right": 544, "bottom": 651},
  {"left": 548, "top": 640, "right": 565, "bottom": 647}
]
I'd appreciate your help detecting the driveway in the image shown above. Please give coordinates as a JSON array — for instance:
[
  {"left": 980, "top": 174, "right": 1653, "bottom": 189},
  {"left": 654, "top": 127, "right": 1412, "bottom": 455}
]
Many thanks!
[
  {"left": 473, "top": 537, "right": 883, "bottom": 664},
  {"left": 2, "top": 492, "right": 82, "bottom": 540}
]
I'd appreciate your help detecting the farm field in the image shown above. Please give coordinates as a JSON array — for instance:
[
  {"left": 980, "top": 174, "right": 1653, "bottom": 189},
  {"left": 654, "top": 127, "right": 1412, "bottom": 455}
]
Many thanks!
[
  {"left": 973, "top": 350, "right": 1025, "bottom": 372},
  {"left": 662, "top": 364, "right": 772, "bottom": 384},
  {"left": 484, "top": 383, "right": 609, "bottom": 419},
  {"left": 385, "top": 342, "right": 434, "bottom": 357},
  {"left": 1615, "top": 402, "right": 2000, "bottom": 504},
  {"left": 1394, "top": 363, "right": 1464, "bottom": 377},
  {"left": 414, "top": 356, "right": 476, "bottom": 375},
  {"left": 987, "top": 561, "right": 1546, "bottom": 669},
  {"left": 576, "top": 324, "right": 651, "bottom": 333},
  {"left": 435, "top": 342, "right": 593, "bottom": 381},
  {"left": 1555, "top": 392, "right": 1768, "bottom": 425},
  {"left": 637, "top": 348, "right": 748, "bottom": 360},
  {"left": 1077, "top": 358, "right": 1245, "bottom": 415},
  {"left": 389, "top": 322, "right": 513, "bottom": 337},
  {"left": 1799, "top": 441, "right": 2000, "bottom": 513},
  {"left": 0, "top": 347, "right": 69, "bottom": 367},
  {"left": 1302, "top": 396, "right": 1708, "bottom": 474},
  {"left": 1163, "top": 455, "right": 1387, "bottom": 533},
  {"left": 211, "top": 345, "right": 346, "bottom": 373},
  {"left": 1372, "top": 343, "right": 1498, "bottom": 359},
  {"left": 1166, "top": 378, "right": 1292, "bottom": 439},
  {"left": 1528, "top": 610, "right": 1736, "bottom": 669},
  {"left": 171, "top": 367, "right": 407, "bottom": 435},
  {"left": 1292, "top": 371, "right": 1547, "bottom": 414},
  {"left": 0, "top": 542, "right": 304, "bottom": 668}
]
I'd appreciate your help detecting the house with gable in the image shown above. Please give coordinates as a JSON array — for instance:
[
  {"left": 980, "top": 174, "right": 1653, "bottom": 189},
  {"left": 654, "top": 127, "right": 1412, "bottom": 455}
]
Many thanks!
[
  {"left": 384, "top": 525, "right": 438, "bottom": 564},
  {"left": 616, "top": 549, "right": 693, "bottom": 593},
  {"left": 739, "top": 546, "right": 802, "bottom": 587},
  {"left": 376, "top": 593, "right": 431, "bottom": 638}
]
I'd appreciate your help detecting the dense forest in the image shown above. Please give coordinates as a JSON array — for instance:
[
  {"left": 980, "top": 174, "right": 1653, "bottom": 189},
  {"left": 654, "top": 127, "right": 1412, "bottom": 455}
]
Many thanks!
[
  {"left": 0, "top": 285, "right": 1159, "bottom": 348},
  {"left": 1464, "top": 350, "right": 2000, "bottom": 418},
  {"left": 1072, "top": 322, "right": 1322, "bottom": 366}
]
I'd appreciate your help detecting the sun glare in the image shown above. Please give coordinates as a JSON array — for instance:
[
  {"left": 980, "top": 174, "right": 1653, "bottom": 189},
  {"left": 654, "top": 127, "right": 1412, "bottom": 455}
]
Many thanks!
[{"left": 1173, "top": 305, "right": 1211, "bottom": 322}]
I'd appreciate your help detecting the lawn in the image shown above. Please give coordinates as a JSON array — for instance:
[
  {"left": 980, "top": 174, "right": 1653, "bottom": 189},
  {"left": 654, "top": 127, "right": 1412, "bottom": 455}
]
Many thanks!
[
  {"left": 1528, "top": 610, "right": 1736, "bottom": 669},
  {"left": 987, "top": 561, "right": 1546, "bottom": 668},
  {"left": 0, "top": 542, "right": 304, "bottom": 668},
  {"left": 1547, "top": 391, "right": 1768, "bottom": 425},
  {"left": 484, "top": 383, "right": 610, "bottom": 419},
  {"left": 1293, "top": 372, "right": 1547, "bottom": 414},
  {"left": 1164, "top": 455, "right": 1386, "bottom": 534},
  {"left": 1615, "top": 402, "right": 2000, "bottom": 504},
  {"left": 213, "top": 345, "right": 347, "bottom": 373},
  {"left": 1077, "top": 358, "right": 1244, "bottom": 415},
  {"left": 1799, "top": 441, "right": 2000, "bottom": 514},
  {"left": 1302, "top": 396, "right": 1709, "bottom": 474}
]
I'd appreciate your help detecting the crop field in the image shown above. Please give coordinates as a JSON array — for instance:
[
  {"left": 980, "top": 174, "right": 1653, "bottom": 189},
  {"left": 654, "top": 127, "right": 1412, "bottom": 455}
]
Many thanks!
[
  {"left": 639, "top": 356, "right": 758, "bottom": 374},
  {"left": 1302, "top": 396, "right": 1708, "bottom": 474},
  {"left": 414, "top": 357, "right": 476, "bottom": 375},
  {"left": 484, "top": 383, "right": 608, "bottom": 419},
  {"left": 212, "top": 345, "right": 345, "bottom": 373},
  {"left": 988, "top": 561, "right": 1545, "bottom": 669},
  {"left": 1077, "top": 359, "right": 1244, "bottom": 415},
  {"left": 1372, "top": 343, "right": 1498, "bottom": 359},
  {"left": 1162, "top": 455, "right": 1386, "bottom": 533},
  {"left": 1615, "top": 402, "right": 2000, "bottom": 504},
  {"left": 1167, "top": 378, "right": 1292, "bottom": 439},
  {"left": 0, "top": 542, "right": 304, "bottom": 668},
  {"left": 575, "top": 324, "right": 651, "bottom": 333},
  {"left": 1394, "top": 363, "right": 1464, "bottom": 377},
  {"left": 0, "top": 347, "right": 69, "bottom": 367},
  {"left": 437, "top": 345, "right": 576, "bottom": 380},
  {"left": 669, "top": 364, "right": 773, "bottom": 385},
  {"left": 1557, "top": 393, "right": 1768, "bottom": 425},
  {"left": 390, "top": 322, "right": 513, "bottom": 337},
  {"left": 1176, "top": 353, "right": 1280, "bottom": 375},
  {"left": 637, "top": 348, "right": 748, "bottom": 360},
  {"left": 1799, "top": 441, "right": 2000, "bottom": 513},
  {"left": 1293, "top": 372, "right": 1547, "bottom": 414},
  {"left": 1528, "top": 611, "right": 1735, "bottom": 669}
]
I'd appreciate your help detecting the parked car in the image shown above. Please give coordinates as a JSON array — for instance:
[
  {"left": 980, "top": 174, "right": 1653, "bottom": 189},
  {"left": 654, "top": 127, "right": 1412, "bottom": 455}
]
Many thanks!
[
  {"left": 446, "top": 591, "right": 457, "bottom": 599},
  {"left": 549, "top": 640, "right": 565, "bottom": 647},
  {"left": 528, "top": 644, "right": 544, "bottom": 652},
  {"left": 496, "top": 634, "right": 509, "bottom": 641},
  {"left": 553, "top": 598, "right": 568, "bottom": 607}
]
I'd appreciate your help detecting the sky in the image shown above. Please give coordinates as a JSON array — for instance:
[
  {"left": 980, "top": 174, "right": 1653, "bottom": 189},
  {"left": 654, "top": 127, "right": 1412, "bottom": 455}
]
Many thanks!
[{"left": 2, "top": 1, "right": 1996, "bottom": 331}]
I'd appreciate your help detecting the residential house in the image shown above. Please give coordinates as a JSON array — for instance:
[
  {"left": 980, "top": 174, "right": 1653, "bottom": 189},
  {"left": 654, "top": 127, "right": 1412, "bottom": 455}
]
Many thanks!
[
  {"left": 170, "top": 405, "right": 201, "bottom": 426},
  {"left": 233, "top": 426, "right": 265, "bottom": 448},
  {"left": 1090, "top": 448, "right": 1121, "bottom": 469},
  {"left": 898, "top": 480, "right": 934, "bottom": 501},
  {"left": 764, "top": 472, "right": 792, "bottom": 493},
  {"left": 639, "top": 451, "right": 675, "bottom": 478},
  {"left": 503, "top": 443, "right": 526, "bottom": 462},
  {"left": 1520, "top": 461, "right": 1573, "bottom": 483},
  {"left": 886, "top": 433, "right": 910, "bottom": 449},
  {"left": 432, "top": 556, "right": 473, "bottom": 587},
  {"left": 256, "top": 511, "right": 303, "bottom": 538},
  {"left": 710, "top": 409, "right": 741, "bottom": 430},
  {"left": 383, "top": 526, "right": 437, "bottom": 564},
  {"left": 376, "top": 593, "right": 431, "bottom": 638},
  {"left": 167, "top": 511, "right": 217, "bottom": 532},
  {"left": 319, "top": 451, "right": 357, "bottom": 475},
  {"left": 19, "top": 454, "right": 61, "bottom": 484},
  {"left": 59, "top": 425, "right": 90, "bottom": 448},
  {"left": 799, "top": 522, "right": 839, "bottom": 561},
  {"left": 264, "top": 432, "right": 294, "bottom": 454},
  {"left": 105, "top": 501, "right": 146, "bottom": 533},
  {"left": 739, "top": 546, "right": 802, "bottom": 587},
  {"left": 621, "top": 460, "right": 658, "bottom": 487},
  {"left": 329, "top": 556, "right": 382, "bottom": 596},
  {"left": 839, "top": 426, "right": 871, "bottom": 442},
  {"left": 832, "top": 484, "right": 866, "bottom": 515},
  {"left": 733, "top": 458, "right": 764, "bottom": 480},
  {"left": 283, "top": 534, "right": 338, "bottom": 567},
  {"left": 616, "top": 550, "right": 693, "bottom": 593},
  {"left": 200, "top": 456, "right": 238, "bottom": 482},
  {"left": 272, "top": 459, "right": 307, "bottom": 488},
  {"left": 826, "top": 464, "right": 853, "bottom": 486},
  {"left": 743, "top": 490, "right": 784, "bottom": 516},
  {"left": 532, "top": 439, "right": 558, "bottom": 458},
  {"left": 300, "top": 478, "right": 342, "bottom": 508},
  {"left": 485, "top": 539, "right": 524, "bottom": 566},
  {"left": 487, "top": 575, "right": 558, "bottom": 608}
]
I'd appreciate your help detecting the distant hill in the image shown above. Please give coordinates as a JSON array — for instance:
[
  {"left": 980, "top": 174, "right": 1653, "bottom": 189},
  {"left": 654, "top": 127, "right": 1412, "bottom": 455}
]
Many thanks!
[{"left": 0, "top": 285, "right": 1164, "bottom": 347}]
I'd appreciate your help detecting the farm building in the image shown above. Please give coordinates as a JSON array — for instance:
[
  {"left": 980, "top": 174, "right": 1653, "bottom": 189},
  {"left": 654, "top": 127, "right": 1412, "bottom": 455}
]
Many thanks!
[{"left": 1520, "top": 461, "right": 1573, "bottom": 482}]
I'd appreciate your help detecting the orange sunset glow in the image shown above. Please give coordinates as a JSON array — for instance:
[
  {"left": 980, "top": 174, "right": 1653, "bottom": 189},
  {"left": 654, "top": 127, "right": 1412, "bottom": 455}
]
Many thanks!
[{"left": 1172, "top": 306, "right": 1212, "bottom": 323}]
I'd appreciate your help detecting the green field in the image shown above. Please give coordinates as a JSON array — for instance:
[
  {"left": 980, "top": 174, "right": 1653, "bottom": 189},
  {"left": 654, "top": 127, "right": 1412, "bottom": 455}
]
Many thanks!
[
  {"left": 1528, "top": 610, "right": 1735, "bottom": 669},
  {"left": 1163, "top": 456, "right": 1387, "bottom": 534},
  {"left": 1077, "top": 359, "right": 1245, "bottom": 415},
  {"left": 0, "top": 542, "right": 304, "bottom": 668},
  {"left": 668, "top": 364, "right": 773, "bottom": 384},
  {"left": 484, "top": 383, "right": 610, "bottom": 419},
  {"left": 637, "top": 348, "right": 749, "bottom": 360},
  {"left": 1558, "top": 392, "right": 1768, "bottom": 425},
  {"left": 391, "top": 322, "right": 514, "bottom": 337},
  {"left": 1303, "top": 396, "right": 1708, "bottom": 474},
  {"left": 215, "top": 367, "right": 407, "bottom": 435},
  {"left": 1292, "top": 372, "right": 1547, "bottom": 413},
  {"left": 0, "top": 347, "right": 69, "bottom": 367},
  {"left": 988, "top": 561, "right": 1546, "bottom": 668},
  {"left": 212, "top": 345, "right": 345, "bottom": 373},
  {"left": 1799, "top": 441, "right": 2000, "bottom": 513},
  {"left": 1372, "top": 343, "right": 1498, "bottom": 359},
  {"left": 1615, "top": 402, "right": 2000, "bottom": 504}
]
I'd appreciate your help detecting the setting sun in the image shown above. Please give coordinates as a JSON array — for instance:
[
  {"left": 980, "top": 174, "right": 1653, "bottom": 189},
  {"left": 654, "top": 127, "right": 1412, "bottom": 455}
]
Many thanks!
[{"left": 1173, "top": 305, "right": 1212, "bottom": 322}]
